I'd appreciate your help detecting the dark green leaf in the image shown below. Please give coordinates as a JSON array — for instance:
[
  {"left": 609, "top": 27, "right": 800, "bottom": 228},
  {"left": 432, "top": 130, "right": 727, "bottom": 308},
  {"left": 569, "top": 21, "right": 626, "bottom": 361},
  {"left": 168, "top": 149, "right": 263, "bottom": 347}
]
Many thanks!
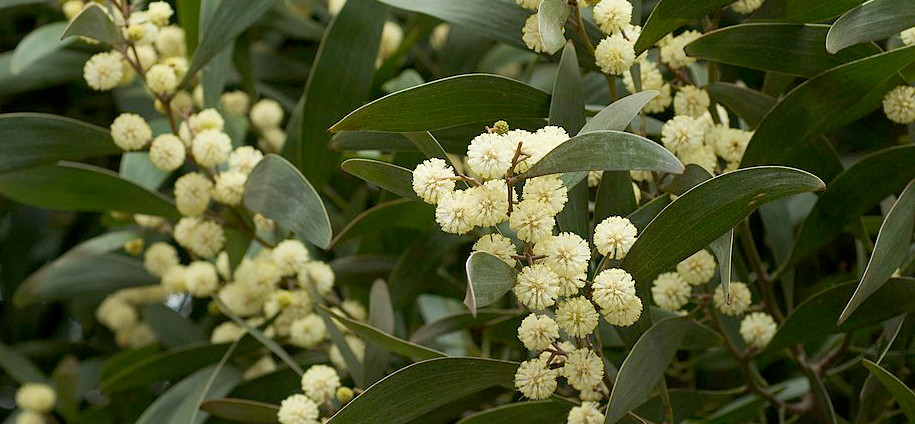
[
  {"left": 520, "top": 130, "right": 684, "bottom": 180},
  {"left": 635, "top": 0, "right": 733, "bottom": 55},
  {"left": 0, "top": 113, "right": 119, "bottom": 174},
  {"left": 457, "top": 400, "right": 573, "bottom": 424},
  {"left": 100, "top": 342, "right": 235, "bottom": 393},
  {"left": 709, "top": 230, "right": 734, "bottom": 299},
  {"left": 177, "top": 0, "right": 200, "bottom": 53},
  {"left": 0, "top": 50, "right": 87, "bottom": 97},
  {"left": 340, "top": 159, "right": 421, "bottom": 202},
  {"left": 766, "top": 278, "right": 915, "bottom": 352},
  {"left": 120, "top": 152, "right": 170, "bottom": 190},
  {"left": 0, "top": 162, "right": 179, "bottom": 218},
  {"left": 319, "top": 307, "right": 365, "bottom": 386},
  {"left": 464, "top": 252, "right": 519, "bottom": 316},
  {"left": 330, "top": 74, "right": 551, "bottom": 133},
  {"left": 685, "top": 23, "right": 881, "bottom": 78},
  {"left": 751, "top": 0, "right": 865, "bottom": 23},
  {"left": 827, "top": 0, "right": 915, "bottom": 53},
  {"left": 244, "top": 154, "right": 332, "bottom": 249},
  {"left": 605, "top": 317, "right": 690, "bottom": 423},
  {"left": 549, "top": 42, "right": 585, "bottom": 134},
  {"left": 319, "top": 305, "right": 445, "bottom": 361},
  {"left": 788, "top": 146, "right": 915, "bottom": 266},
  {"left": 390, "top": 231, "right": 463, "bottom": 307},
  {"left": 327, "top": 357, "right": 518, "bottom": 424},
  {"left": 580, "top": 91, "right": 659, "bottom": 135},
  {"left": 595, "top": 171, "right": 638, "bottom": 227},
  {"left": 143, "top": 304, "right": 208, "bottom": 348},
  {"left": 0, "top": 343, "right": 46, "bottom": 384},
  {"left": 365, "top": 280, "right": 395, "bottom": 384},
  {"left": 410, "top": 310, "right": 521, "bottom": 344},
  {"left": 10, "top": 22, "right": 74, "bottom": 75},
  {"left": 135, "top": 365, "right": 240, "bottom": 424},
  {"left": 377, "top": 0, "right": 529, "bottom": 50},
  {"left": 99, "top": 344, "right": 159, "bottom": 382},
  {"left": 332, "top": 199, "right": 432, "bottom": 246},
  {"left": 200, "top": 398, "right": 279, "bottom": 423},
  {"left": 861, "top": 359, "right": 915, "bottom": 421},
  {"left": 627, "top": 194, "right": 671, "bottom": 231},
  {"left": 538, "top": 0, "right": 571, "bottom": 55},
  {"left": 62, "top": 3, "right": 120, "bottom": 45}
]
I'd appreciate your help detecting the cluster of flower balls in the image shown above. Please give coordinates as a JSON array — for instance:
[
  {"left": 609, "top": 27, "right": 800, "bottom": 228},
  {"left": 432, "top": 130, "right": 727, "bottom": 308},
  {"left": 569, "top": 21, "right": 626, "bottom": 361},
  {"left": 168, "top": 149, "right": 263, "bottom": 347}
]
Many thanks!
[
  {"left": 11, "top": 383, "right": 56, "bottom": 424},
  {"left": 276, "top": 364, "right": 356, "bottom": 424},
  {"left": 882, "top": 27, "right": 915, "bottom": 125}
]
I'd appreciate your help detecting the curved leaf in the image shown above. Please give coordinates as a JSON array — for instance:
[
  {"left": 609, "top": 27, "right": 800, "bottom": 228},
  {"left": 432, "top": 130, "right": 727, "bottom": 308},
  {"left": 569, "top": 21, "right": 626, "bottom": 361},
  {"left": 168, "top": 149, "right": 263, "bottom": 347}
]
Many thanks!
[
  {"left": 10, "top": 22, "right": 74, "bottom": 75},
  {"left": 120, "top": 152, "right": 171, "bottom": 190},
  {"left": 0, "top": 113, "right": 119, "bottom": 173},
  {"left": 200, "top": 398, "right": 279, "bottom": 423},
  {"left": 538, "top": 0, "right": 571, "bottom": 55},
  {"left": 464, "top": 252, "right": 519, "bottom": 316},
  {"left": 788, "top": 146, "right": 915, "bottom": 266},
  {"left": 635, "top": 0, "right": 734, "bottom": 55},
  {"left": 751, "top": 0, "right": 865, "bottom": 23},
  {"left": 341, "top": 159, "right": 419, "bottom": 202},
  {"left": 550, "top": 42, "right": 585, "bottom": 134},
  {"left": 332, "top": 199, "right": 432, "bottom": 246},
  {"left": 826, "top": 0, "right": 915, "bottom": 54},
  {"left": 0, "top": 162, "right": 178, "bottom": 217},
  {"left": 377, "top": 0, "right": 529, "bottom": 50},
  {"left": 0, "top": 50, "right": 87, "bottom": 97},
  {"left": 320, "top": 305, "right": 446, "bottom": 361},
  {"left": 766, "top": 278, "right": 915, "bottom": 352},
  {"left": 685, "top": 23, "right": 881, "bottom": 78},
  {"left": 862, "top": 359, "right": 915, "bottom": 421},
  {"left": 330, "top": 74, "right": 551, "bottom": 133},
  {"left": 580, "top": 90, "right": 659, "bottom": 134},
  {"left": 135, "top": 365, "right": 240, "bottom": 424},
  {"left": 0, "top": 343, "right": 46, "bottom": 384},
  {"left": 457, "top": 400, "right": 573, "bottom": 424},
  {"left": 326, "top": 357, "right": 518, "bottom": 424},
  {"left": 15, "top": 253, "right": 155, "bottom": 307},
  {"left": 100, "top": 342, "right": 235, "bottom": 393},
  {"left": 244, "top": 154, "right": 332, "bottom": 248},
  {"left": 741, "top": 46, "right": 915, "bottom": 172},
  {"left": 410, "top": 310, "right": 521, "bottom": 344},
  {"left": 143, "top": 304, "right": 208, "bottom": 348},
  {"left": 62, "top": 3, "right": 120, "bottom": 45},
  {"left": 520, "top": 130, "right": 684, "bottom": 180}
]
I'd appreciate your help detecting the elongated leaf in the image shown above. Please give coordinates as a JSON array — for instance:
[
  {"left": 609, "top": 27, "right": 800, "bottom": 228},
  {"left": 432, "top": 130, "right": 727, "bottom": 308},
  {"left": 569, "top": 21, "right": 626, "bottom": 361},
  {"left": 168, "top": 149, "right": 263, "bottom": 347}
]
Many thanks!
[
  {"left": 365, "top": 280, "right": 395, "bottom": 384},
  {"left": 100, "top": 344, "right": 160, "bottom": 382},
  {"left": 0, "top": 50, "right": 87, "bottom": 97},
  {"left": 827, "top": 0, "right": 915, "bottom": 54},
  {"left": 410, "top": 310, "right": 521, "bottom": 344},
  {"left": 464, "top": 252, "right": 519, "bottom": 316},
  {"left": 595, "top": 171, "right": 638, "bottom": 224},
  {"left": 62, "top": 3, "right": 120, "bottom": 45},
  {"left": 143, "top": 304, "right": 208, "bottom": 348},
  {"left": 766, "top": 278, "right": 915, "bottom": 352},
  {"left": 862, "top": 359, "right": 915, "bottom": 421},
  {"left": 0, "top": 113, "right": 119, "bottom": 173},
  {"left": 621, "top": 167, "right": 824, "bottom": 297},
  {"left": 710, "top": 230, "right": 734, "bottom": 299},
  {"left": 120, "top": 152, "right": 171, "bottom": 190},
  {"left": 284, "top": 0, "right": 384, "bottom": 185},
  {"left": 458, "top": 400, "right": 573, "bottom": 424},
  {"left": 244, "top": 154, "right": 332, "bottom": 248},
  {"left": 627, "top": 194, "right": 671, "bottom": 231},
  {"left": 685, "top": 23, "right": 881, "bottom": 78},
  {"left": 320, "top": 305, "right": 445, "bottom": 361},
  {"left": 789, "top": 146, "right": 915, "bottom": 266},
  {"left": 839, "top": 180, "right": 915, "bottom": 324},
  {"left": 377, "top": 0, "right": 529, "bottom": 50},
  {"left": 333, "top": 199, "right": 432, "bottom": 246},
  {"left": 520, "top": 130, "right": 684, "bottom": 180},
  {"left": 751, "top": 0, "right": 865, "bottom": 22},
  {"left": 327, "top": 357, "right": 517, "bottom": 424},
  {"left": 15, "top": 253, "right": 155, "bottom": 307},
  {"left": 390, "top": 231, "right": 463, "bottom": 307},
  {"left": 635, "top": 0, "right": 734, "bottom": 55},
  {"left": 741, "top": 46, "right": 915, "bottom": 172},
  {"left": 200, "top": 398, "right": 279, "bottom": 423},
  {"left": 580, "top": 91, "right": 659, "bottom": 134},
  {"left": 341, "top": 159, "right": 420, "bottom": 202},
  {"left": 330, "top": 74, "right": 551, "bottom": 133},
  {"left": 184, "top": 0, "right": 279, "bottom": 86},
  {"left": 100, "top": 343, "right": 234, "bottom": 393},
  {"left": 605, "top": 317, "right": 690, "bottom": 423},
  {"left": 550, "top": 42, "right": 585, "bottom": 134},
  {"left": 10, "top": 22, "right": 74, "bottom": 75},
  {"left": 538, "top": 0, "right": 570, "bottom": 55},
  {"left": 0, "top": 162, "right": 178, "bottom": 217},
  {"left": 0, "top": 343, "right": 46, "bottom": 384},
  {"left": 135, "top": 365, "right": 240, "bottom": 424}
]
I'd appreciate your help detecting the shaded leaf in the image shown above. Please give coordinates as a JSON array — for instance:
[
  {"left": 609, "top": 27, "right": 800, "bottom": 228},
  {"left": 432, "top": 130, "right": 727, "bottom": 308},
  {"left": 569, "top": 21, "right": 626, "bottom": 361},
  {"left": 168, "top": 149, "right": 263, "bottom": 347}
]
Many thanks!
[
  {"left": 340, "top": 159, "right": 421, "bottom": 202},
  {"left": 332, "top": 199, "right": 432, "bottom": 246},
  {"left": 0, "top": 343, "right": 46, "bottom": 384},
  {"left": 143, "top": 304, "right": 208, "bottom": 348},
  {"left": 580, "top": 90, "right": 659, "bottom": 134},
  {"left": 410, "top": 310, "right": 521, "bottom": 344},
  {"left": 538, "top": 0, "right": 571, "bottom": 55},
  {"left": 457, "top": 400, "right": 573, "bottom": 424},
  {"left": 200, "top": 398, "right": 279, "bottom": 423},
  {"left": 464, "top": 252, "right": 519, "bottom": 316},
  {"left": 10, "top": 22, "right": 74, "bottom": 75},
  {"left": 135, "top": 365, "right": 240, "bottom": 424},
  {"left": 100, "top": 342, "right": 235, "bottom": 393},
  {"left": 120, "top": 152, "right": 170, "bottom": 190},
  {"left": 319, "top": 305, "right": 445, "bottom": 361},
  {"left": 750, "top": 0, "right": 865, "bottom": 23},
  {"left": 62, "top": 3, "right": 120, "bottom": 45},
  {"left": 826, "top": 0, "right": 915, "bottom": 54},
  {"left": 635, "top": 0, "right": 734, "bottom": 55},
  {"left": 377, "top": 0, "right": 529, "bottom": 50},
  {"left": 549, "top": 42, "right": 585, "bottom": 134},
  {"left": 15, "top": 253, "right": 155, "bottom": 307},
  {"left": 862, "top": 359, "right": 915, "bottom": 421},
  {"left": 0, "top": 113, "right": 119, "bottom": 174},
  {"left": 365, "top": 280, "right": 395, "bottom": 384}
]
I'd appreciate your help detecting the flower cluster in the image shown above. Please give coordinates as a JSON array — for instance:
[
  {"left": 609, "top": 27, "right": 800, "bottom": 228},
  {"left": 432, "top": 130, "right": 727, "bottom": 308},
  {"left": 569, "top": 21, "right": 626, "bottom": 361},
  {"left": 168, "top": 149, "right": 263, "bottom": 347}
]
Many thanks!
[
  {"left": 660, "top": 94, "right": 754, "bottom": 174},
  {"left": 277, "top": 365, "right": 355, "bottom": 424},
  {"left": 13, "top": 383, "right": 56, "bottom": 424}
]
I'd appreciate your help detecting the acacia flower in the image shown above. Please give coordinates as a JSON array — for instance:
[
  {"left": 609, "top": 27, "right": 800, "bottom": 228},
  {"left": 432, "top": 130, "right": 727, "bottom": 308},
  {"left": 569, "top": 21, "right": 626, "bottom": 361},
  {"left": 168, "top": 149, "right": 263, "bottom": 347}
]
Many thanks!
[{"left": 517, "top": 314, "right": 560, "bottom": 350}]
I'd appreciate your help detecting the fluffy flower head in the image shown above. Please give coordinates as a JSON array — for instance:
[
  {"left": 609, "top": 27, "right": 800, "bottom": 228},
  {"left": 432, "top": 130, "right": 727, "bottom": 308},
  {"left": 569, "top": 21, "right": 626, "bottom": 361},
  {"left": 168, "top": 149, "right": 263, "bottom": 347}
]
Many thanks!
[
  {"left": 740, "top": 312, "right": 777, "bottom": 350},
  {"left": 412, "top": 158, "right": 456, "bottom": 204},
  {"left": 593, "top": 216, "right": 637, "bottom": 259},
  {"left": 651, "top": 272, "right": 691, "bottom": 311},
  {"left": 514, "top": 264, "right": 561, "bottom": 310},
  {"left": 595, "top": 34, "right": 636, "bottom": 75},
  {"left": 518, "top": 314, "right": 560, "bottom": 350}
]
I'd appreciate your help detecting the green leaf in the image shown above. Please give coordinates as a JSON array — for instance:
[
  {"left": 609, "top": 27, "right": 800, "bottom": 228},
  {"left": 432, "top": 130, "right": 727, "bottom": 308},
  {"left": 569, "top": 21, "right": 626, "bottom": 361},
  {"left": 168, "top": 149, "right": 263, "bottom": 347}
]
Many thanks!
[
  {"left": 177, "top": 0, "right": 200, "bottom": 54},
  {"left": 99, "top": 344, "right": 160, "bottom": 382},
  {"left": 595, "top": 171, "right": 638, "bottom": 225},
  {"left": 827, "top": 0, "right": 915, "bottom": 53},
  {"left": 390, "top": 231, "right": 463, "bottom": 308},
  {"left": 861, "top": 359, "right": 915, "bottom": 421},
  {"left": 10, "top": 22, "right": 74, "bottom": 75},
  {"left": 135, "top": 365, "right": 241, "bottom": 424},
  {"left": 0, "top": 113, "right": 119, "bottom": 174},
  {"left": 284, "top": 0, "right": 384, "bottom": 185},
  {"left": 184, "top": 0, "right": 279, "bottom": 87},
  {"left": 621, "top": 167, "right": 825, "bottom": 301},
  {"left": 538, "top": 0, "right": 571, "bottom": 55},
  {"left": 244, "top": 154, "right": 332, "bottom": 249},
  {"left": 740, "top": 46, "right": 915, "bottom": 172},
  {"left": 327, "top": 357, "right": 518, "bottom": 424},
  {"left": 0, "top": 162, "right": 179, "bottom": 218},
  {"left": 377, "top": 0, "right": 529, "bottom": 50},
  {"left": 340, "top": 159, "right": 421, "bottom": 202},
  {"left": 605, "top": 317, "right": 690, "bottom": 423},
  {"left": 219, "top": 300, "right": 304, "bottom": 376},
  {"left": 685, "top": 23, "right": 881, "bottom": 78},
  {"left": 200, "top": 398, "right": 279, "bottom": 423},
  {"left": 709, "top": 230, "right": 734, "bottom": 300},
  {"left": 519, "top": 130, "right": 684, "bottom": 180},
  {"left": 0, "top": 343, "right": 46, "bottom": 384},
  {"left": 120, "top": 152, "right": 170, "bottom": 190},
  {"left": 788, "top": 146, "right": 915, "bottom": 266},
  {"left": 330, "top": 74, "right": 551, "bottom": 133},
  {"left": 839, "top": 180, "right": 915, "bottom": 324},
  {"left": 332, "top": 199, "right": 433, "bottom": 246},
  {"left": 365, "top": 280, "right": 395, "bottom": 384},
  {"left": 627, "top": 194, "right": 671, "bottom": 231},
  {"left": 319, "top": 305, "right": 445, "bottom": 361},
  {"left": 549, "top": 42, "right": 585, "bottom": 134},
  {"left": 457, "top": 400, "right": 574, "bottom": 424},
  {"left": 766, "top": 278, "right": 915, "bottom": 352},
  {"left": 319, "top": 307, "right": 365, "bottom": 386},
  {"left": 635, "top": 0, "right": 734, "bottom": 55},
  {"left": 143, "top": 304, "right": 208, "bottom": 348},
  {"left": 410, "top": 310, "right": 521, "bottom": 344},
  {"left": 100, "top": 342, "right": 235, "bottom": 393},
  {"left": 0, "top": 50, "right": 86, "bottom": 97},
  {"left": 61, "top": 3, "right": 120, "bottom": 45},
  {"left": 751, "top": 0, "right": 865, "bottom": 23},
  {"left": 463, "top": 252, "right": 520, "bottom": 317},
  {"left": 580, "top": 90, "right": 659, "bottom": 135}
]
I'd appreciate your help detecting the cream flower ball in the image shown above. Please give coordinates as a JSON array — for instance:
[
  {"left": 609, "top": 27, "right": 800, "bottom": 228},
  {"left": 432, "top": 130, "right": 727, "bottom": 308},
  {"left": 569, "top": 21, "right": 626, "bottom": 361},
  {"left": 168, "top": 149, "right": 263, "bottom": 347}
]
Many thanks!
[
  {"left": 143, "top": 242, "right": 179, "bottom": 277},
  {"left": 298, "top": 261, "right": 336, "bottom": 295},
  {"left": 713, "top": 127, "right": 752, "bottom": 163},
  {"left": 673, "top": 85, "right": 711, "bottom": 118},
  {"left": 277, "top": 394, "right": 320, "bottom": 424},
  {"left": 84, "top": 51, "right": 124, "bottom": 91},
  {"left": 110, "top": 113, "right": 152, "bottom": 151},
  {"left": 214, "top": 171, "right": 247, "bottom": 206},
  {"left": 651, "top": 272, "right": 691, "bottom": 311},
  {"left": 731, "top": 0, "right": 764, "bottom": 14},
  {"left": 62, "top": 0, "right": 83, "bottom": 21},
  {"left": 678, "top": 144, "right": 718, "bottom": 174},
  {"left": 593, "top": 0, "right": 633, "bottom": 35},
  {"left": 16, "top": 411, "right": 44, "bottom": 424},
  {"left": 623, "top": 60, "right": 673, "bottom": 113},
  {"left": 15, "top": 383, "right": 56, "bottom": 413},
  {"left": 221, "top": 90, "right": 251, "bottom": 116},
  {"left": 250, "top": 99, "right": 284, "bottom": 130},
  {"left": 467, "top": 132, "right": 514, "bottom": 179},
  {"left": 173, "top": 217, "right": 225, "bottom": 258},
  {"left": 191, "top": 129, "right": 232, "bottom": 168},
  {"left": 467, "top": 180, "right": 512, "bottom": 227},
  {"left": 473, "top": 234, "right": 518, "bottom": 265},
  {"left": 210, "top": 321, "right": 245, "bottom": 344},
  {"left": 661, "top": 115, "right": 704, "bottom": 155},
  {"left": 174, "top": 172, "right": 213, "bottom": 217},
  {"left": 522, "top": 14, "right": 547, "bottom": 54},
  {"left": 301, "top": 364, "right": 341, "bottom": 404},
  {"left": 883, "top": 85, "right": 915, "bottom": 124},
  {"left": 591, "top": 268, "right": 636, "bottom": 311},
  {"left": 604, "top": 294, "right": 642, "bottom": 326},
  {"left": 677, "top": 250, "right": 717, "bottom": 285},
  {"left": 96, "top": 296, "right": 138, "bottom": 332},
  {"left": 412, "top": 158, "right": 456, "bottom": 204},
  {"left": 595, "top": 34, "right": 636, "bottom": 75},
  {"left": 557, "top": 273, "right": 587, "bottom": 297},
  {"left": 902, "top": 28, "right": 915, "bottom": 46},
  {"left": 514, "top": 358, "right": 558, "bottom": 400},
  {"left": 218, "top": 281, "right": 267, "bottom": 317},
  {"left": 533, "top": 232, "right": 590, "bottom": 278},
  {"left": 514, "top": 264, "right": 561, "bottom": 310},
  {"left": 713, "top": 281, "right": 753, "bottom": 316},
  {"left": 147, "top": 1, "right": 173, "bottom": 26},
  {"left": 593, "top": 216, "right": 638, "bottom": 259},
  {"left": 377, "top": 21, "right": 404, "bottom": 65},
  {"left": 518, "top": 314, "right": 560, "bottom": 351},
  {"left": 435, "top": 189, "right": 477, "bottom": 235},
  {"left": 272, "top": 239, "right": 311, "bottom": 276},
  {"left": 740, "top": 312, "right": 777, "bottom": 349},
  {"left": 228, "top": 146, "right": 264, "bottom": 175},
  {"left": 145, "top": 63, "right": 178, "bottom": 94},
  {"left": 556, "top": 296, "right": 599, "bottom": 337},
  {"left": 289, "top": 314, "right": 328, "bottom": 348},
  {"left": 149, "top": 134, "right": 186, "bottom": 171},
  {"left": 190, "top": 108, "right": 225, "bottom": 133},
  {"left": 184, "top": 261, "right": 219, "bottom": 297},
  {"left": 563, "top": 348, "right": 604, "bottom": 391},
  {"left": 510, "top": 200, "right": 556, "bottom": 243},
  {"left": 659, "top": 30, "right": 702, "bottom": 70},
  {"left": 522, "top": 176, "right": 568, "bottom": 215},
  {"left": 155, "top": 25, "right": 186, "bottom": 58},
  {"left": 568, "top": 402, "right": 605, "bottom": 424}
]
